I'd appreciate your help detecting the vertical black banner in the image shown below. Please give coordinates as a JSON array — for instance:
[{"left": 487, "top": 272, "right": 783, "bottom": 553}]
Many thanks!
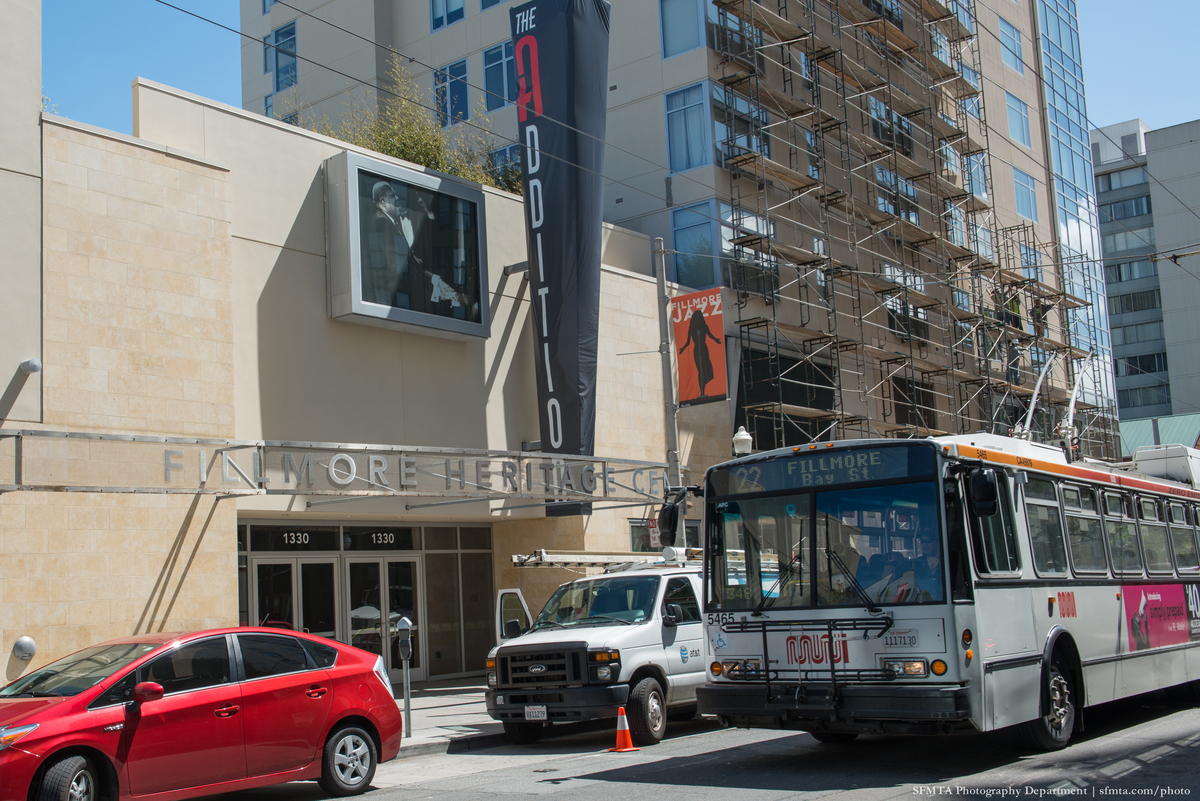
[{"left": 511, "top": 0, "right": 610, "bottom": 515}]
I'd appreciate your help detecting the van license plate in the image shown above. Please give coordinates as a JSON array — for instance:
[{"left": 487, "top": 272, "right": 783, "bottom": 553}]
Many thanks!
[
  {"left": 525, "top": 705, "right": 547, "bottom": 721},
  {"left": 882, "top": 629, "right": 918, "bottom": 649}
]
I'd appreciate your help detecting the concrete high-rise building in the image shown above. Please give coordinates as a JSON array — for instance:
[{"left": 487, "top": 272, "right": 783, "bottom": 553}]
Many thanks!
[
  {"left": 1091, "top": 118, "right": 1200, "bottom": 421},
  {"left": 241, "top": 0, "right": 1118, "bottom": 456}
]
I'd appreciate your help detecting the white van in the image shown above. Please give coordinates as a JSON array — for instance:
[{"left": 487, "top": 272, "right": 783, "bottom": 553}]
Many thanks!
[{"left": 485, "top": 561, "right": 705, "bottom": 745}]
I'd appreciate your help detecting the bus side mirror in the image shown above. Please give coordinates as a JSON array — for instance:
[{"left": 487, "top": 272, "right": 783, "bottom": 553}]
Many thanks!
[
  {"left": 504, "top": 619, "right": 524, "bottom": 639},
  {"left": 657, "top": 501, "right": 679, "bottom": 547},
  {"left": 968, "top": 468, "right": 999, "bottom": 517}
]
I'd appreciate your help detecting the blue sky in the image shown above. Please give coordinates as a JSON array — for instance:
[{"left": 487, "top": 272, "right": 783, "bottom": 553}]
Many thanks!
[{"left": 41, "top": 0, "right": 1198, "bottom": 136}]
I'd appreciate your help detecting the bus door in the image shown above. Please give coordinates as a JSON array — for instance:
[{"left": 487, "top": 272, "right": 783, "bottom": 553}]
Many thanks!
[{"left": 963, "top": 469, "right": 1040, "bottom": 730}]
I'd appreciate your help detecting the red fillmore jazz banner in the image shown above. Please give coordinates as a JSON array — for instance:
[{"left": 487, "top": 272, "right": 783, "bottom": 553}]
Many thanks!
[
  {"left": 510, "top": 0, "right": 611, "bottom": 515},
  {"left": 672, "top": 288, "right": 727, "bottom": 407}
]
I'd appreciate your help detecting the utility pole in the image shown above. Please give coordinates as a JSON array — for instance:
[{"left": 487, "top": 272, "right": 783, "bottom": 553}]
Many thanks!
[{"left": 654, "top": 238, "right": 683, "bottom": 499}]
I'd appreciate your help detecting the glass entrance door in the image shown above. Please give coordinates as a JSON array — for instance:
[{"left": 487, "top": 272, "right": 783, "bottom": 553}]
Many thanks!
[
  {"left": 250, "top": 557, "right": 340, "bottom": 639},
  {"left": 346, "top": 557, "right": 424, "bottom": 682}
]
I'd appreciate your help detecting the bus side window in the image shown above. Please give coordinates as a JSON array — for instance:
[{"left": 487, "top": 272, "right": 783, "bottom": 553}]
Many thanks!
[
  {"left": 1104, "top": 493, "right": 1143, "bottom": 576},
  {"left": 967, "top": 473, "right": 1020, "bottom": 574},
  {"left": 1024, "top": 476, "right": 1068, "bottom": 575},
  {"left": 1168, "top": 503, "right": 1198, "bottom": 573},
  {"left": 1137, "top": 497, "right": 1173, "bottom": 575}
]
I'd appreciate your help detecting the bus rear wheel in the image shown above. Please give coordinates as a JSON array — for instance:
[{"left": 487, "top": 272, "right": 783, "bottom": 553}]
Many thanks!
[
  {"left": 809, "top": 731, "right": 858, "bottom": 744},
  {"left": 1017, "top": 657, "right": 1075, "bottom": 751}
]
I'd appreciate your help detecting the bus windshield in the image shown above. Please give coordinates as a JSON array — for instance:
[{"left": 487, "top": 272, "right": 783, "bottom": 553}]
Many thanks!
[{"left": 707, "top": 445, "right": 943, "bottom": 610}]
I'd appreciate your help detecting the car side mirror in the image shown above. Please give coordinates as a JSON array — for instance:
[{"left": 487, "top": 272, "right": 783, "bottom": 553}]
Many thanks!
[
  {"left": 968, "top": 468, "right": 999, "bottom": 517},
  {"left": 132, "top": 682, "right": 164, "bottom": 704},
  {"left": 657, "top": 501, "right": 679, "bottom": 547},
  {"left": 504, "top": 619, "right": 525, "bottom": 639},
  {"left": 663, "top": 603, "right": 684, "bottom": 627}
]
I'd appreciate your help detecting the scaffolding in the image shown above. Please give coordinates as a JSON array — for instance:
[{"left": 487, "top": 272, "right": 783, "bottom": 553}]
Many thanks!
[{"left": 711, "top": 0, "right": 1116, "bottom": 458}]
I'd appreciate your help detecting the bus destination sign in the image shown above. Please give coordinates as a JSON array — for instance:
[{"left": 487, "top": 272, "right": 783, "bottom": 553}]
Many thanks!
[{"left": 710, "top": 445, "right": 935, "bottom": 496}]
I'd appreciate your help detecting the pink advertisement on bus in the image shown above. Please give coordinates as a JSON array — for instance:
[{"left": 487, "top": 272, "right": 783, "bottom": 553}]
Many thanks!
[{"left": 1123, "top": 584, "right": 1190, "bottom": 652}]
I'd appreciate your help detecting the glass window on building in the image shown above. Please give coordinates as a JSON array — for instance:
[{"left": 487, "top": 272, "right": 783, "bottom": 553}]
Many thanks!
[
  {"left": 1006, "top": 92, "right": 1031, "bottom": 147},
  {"left": 435, "top": 59, "right": 469, "bottom": 127},
  {"left": 1097, "top": 166, "right": 1147, "bottom": 193},
  {"left": 660, "top": 0, "right": 703, "bottom": 57},
  {"left": 432, "top": 0, "right": 465, "bottom": 30},
  {"left": 483, "top": 42, "right": 516, "bottom": 111},
  {"left": 1013, "top": 168, "right": 1038, "bottom": 221},
  {"left": 631, "top": 519, "right": 701, "bottom": 551},
  {"left": 966, "top": 152, "right": 988, "bottom": 199},
  {"left": 672, "top": 201, "right": 716, "bottom": 288},
  {"left": 264, "top": 22, "right": 296, "bottom": 94},
  {"left": 665, "top": 83, "right": 708, "bottom": 172},
  {"left": 999, "top": 17, "right": 1024, "bottom": 74}
]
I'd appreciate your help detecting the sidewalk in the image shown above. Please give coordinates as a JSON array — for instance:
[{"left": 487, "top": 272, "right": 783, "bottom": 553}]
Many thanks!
[{"left": 389, "top": 677, "right": 508, "bottom": 758}]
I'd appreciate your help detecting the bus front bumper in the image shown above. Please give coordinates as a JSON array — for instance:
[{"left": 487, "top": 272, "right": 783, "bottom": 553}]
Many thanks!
[{"left": 697, "top": 682, "right": 972, "bottom": 734}]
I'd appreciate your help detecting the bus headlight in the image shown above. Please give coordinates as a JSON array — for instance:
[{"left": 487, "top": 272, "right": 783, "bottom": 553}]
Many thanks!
[
  {"left": 883, "top": 658, "right": 927, "bottom": 677},
  {"left": 722, "top": 659, "right": 764, "bottom": 680}
]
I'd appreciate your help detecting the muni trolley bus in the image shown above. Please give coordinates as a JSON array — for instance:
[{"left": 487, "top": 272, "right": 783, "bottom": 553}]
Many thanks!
[{"left": 682, "top": 433, "right": 1200, "bottom": 749}]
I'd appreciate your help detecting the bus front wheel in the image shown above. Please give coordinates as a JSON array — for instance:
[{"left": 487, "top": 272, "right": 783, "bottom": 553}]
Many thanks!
[{"left": 1017, "top": 657, "right": 1075, "bottom": 751}]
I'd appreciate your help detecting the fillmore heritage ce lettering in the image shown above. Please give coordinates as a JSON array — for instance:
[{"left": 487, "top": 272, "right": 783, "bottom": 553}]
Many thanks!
[{"left": 510, "top": 0, "right": 611, "bottom": 514}]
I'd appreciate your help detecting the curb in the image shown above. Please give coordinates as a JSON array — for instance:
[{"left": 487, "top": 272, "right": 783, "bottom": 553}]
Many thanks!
[{"left": 391, "top": 731, "right": 510, "bottom": 760}]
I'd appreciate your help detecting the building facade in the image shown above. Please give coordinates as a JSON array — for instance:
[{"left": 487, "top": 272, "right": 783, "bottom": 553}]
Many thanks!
[
  {"left": 241, "top": 0, "right": 1118, "bottom": 455},
  {"left": 1091, "top": 118, "right": 1200, "bottom": 422}
]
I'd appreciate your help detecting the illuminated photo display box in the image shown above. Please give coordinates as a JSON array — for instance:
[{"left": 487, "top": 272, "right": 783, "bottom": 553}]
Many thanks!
[{"left": 325, "top": 151, "right": 490, "bottom": 338}]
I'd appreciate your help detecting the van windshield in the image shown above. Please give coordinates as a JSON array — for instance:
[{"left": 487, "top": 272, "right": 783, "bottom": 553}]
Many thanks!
[
  {"left": 531, "top": 576, "right": 660, "bottom": 629},
  {"left": 1, "top": 642, "right": 160, "bottom": 698}
]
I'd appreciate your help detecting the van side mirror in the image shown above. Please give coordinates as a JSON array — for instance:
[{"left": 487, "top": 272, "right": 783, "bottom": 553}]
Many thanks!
[
  {"left": 132, "top": 682, "right": 164, "bottom": 704},
  {"left": 663, "top": 603, "right": 684, "bottom": 627},
  {"left": 657, "top": 502, "right": 679, "bottom": 547},
  {"left": 504, "top": 619, "right": 525, "bottom": 640},
  {"left": 968, "top": 468, "right": 999, "bottom": 517}
]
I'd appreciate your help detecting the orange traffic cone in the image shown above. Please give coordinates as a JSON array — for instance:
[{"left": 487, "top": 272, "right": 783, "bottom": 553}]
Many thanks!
[{"left": 608, "top": 706, "right": 640, "bottom": 752}]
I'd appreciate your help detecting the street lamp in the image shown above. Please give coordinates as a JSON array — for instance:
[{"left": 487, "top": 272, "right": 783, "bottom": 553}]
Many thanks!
[{"left": 732, "top": 426, "right": 753, "bottom": 456}]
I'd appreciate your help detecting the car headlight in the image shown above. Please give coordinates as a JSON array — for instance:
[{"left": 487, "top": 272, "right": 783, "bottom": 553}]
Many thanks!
[
  {"left": 596, "top": 666, "right": 612, "bottom": 681},
  {"left": 0, "top": 724, "right": 38, "bottom": 750}
]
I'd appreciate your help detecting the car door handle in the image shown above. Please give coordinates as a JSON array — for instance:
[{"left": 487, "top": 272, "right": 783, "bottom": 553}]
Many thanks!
[
  {"left": 306, "top": 686, "right": 328, "bottom": 698},
  {"left": 214, "top": 704, "right": 240, "bottom": 718}
]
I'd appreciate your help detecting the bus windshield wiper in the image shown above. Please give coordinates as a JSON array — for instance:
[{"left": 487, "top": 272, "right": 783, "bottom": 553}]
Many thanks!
[
  {"left": 752, "top": 551, "right": 802, "bottom": 617},
  {"left": 825, "top": 547, "right": 881, "bottom": 615}
]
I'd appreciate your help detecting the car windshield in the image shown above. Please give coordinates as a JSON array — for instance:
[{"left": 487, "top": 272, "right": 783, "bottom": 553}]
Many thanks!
[
  {"left": 531, "top": 576, "right": 660, "bottom": 628},
  {"left": 0, "top": 642, "right": 161, "bottom": 698}
]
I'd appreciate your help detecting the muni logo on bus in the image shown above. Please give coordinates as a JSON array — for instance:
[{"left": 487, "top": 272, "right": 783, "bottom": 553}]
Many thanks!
[{"left": 786, "top": 633, "right": 849, "bottom": 665}]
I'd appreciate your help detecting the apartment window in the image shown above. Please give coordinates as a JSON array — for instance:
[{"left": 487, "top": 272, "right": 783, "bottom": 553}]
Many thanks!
[
  {"left": 971, "top": 219, "right": 995, "bottom": 263},
  {"left": 264, "top": 22, "right": 297, "bottom": 93},
  {"left": 489, "top": 143, "right": 521, "bottom": 176},
  {"left": 966, "top": 152, "right": 988, "bottom": 199},
  {"left": 945, "top": 202, "right": 966, "bottom": 247},
  {"left": 1104, "top": 260, "right": 1156, "bottom": 283},
  {"left": 940, "top": 141, "right": 960, "bottom": 177},
  {"left": 1097, "top": 166, "right": 1147, "bottom": 193},
  {"left": 960, "top": 95, "right": 982, "bottom": 121},
  {"left": 1013, "top": 168, "right": 1037, "bottom": 221},
  {"left": 1100, "top": 196, "right": 1152, "bottom": 223},
  {"left": 874, "top": 165, "right": 919, "bottom": 224},
  {"left": 1107, "top": 289, "right": 1161, "bottom": 316},
  {"left": 262, "top": 0, "right": 274, "bottom": 13},
  {"left": 1112, "top": 321, "right": 1163, "bottom": 348},
  {"left": 1020, "top": 243, "right": 1041, "bottom": 281},
  {"left": 883, "top": 264, "right": 929, "bottom": 341},
  {"left": 484, "top": 42, "right": 516, "bottom": 111},
  {"left": 264, "top": 94, "right": 273, "bottom": 120},
  {"left": 950, "top": 0, "right": 974, "bottom": 34},
  {"left": 930, "top": 28, "right": 950, "bottom": 66},
  {"left": 868, "top": 97, "right": 913, "bottom": 157},
  {"left": 1102, "top": 227, "right": 1155, "bottom": 253},
  {"left": 1006, "top": 92, "right": 1031, "bottom": 147},
  {"left": 1118, "top": 386, "right": 1171, "bottom": 409},
  {"left": 998, "top": 17, "right": 1023, "bottom": 74},
  {"left": 661, "top": 0, "right": 703, "bottom": 57},
  {"left": 432, "top": 0, "right": 465, "bottom": 30},
  {"left": 893, "top": 377, "right": 936, "bottom": 429},
  {"left": 1115, "top": 352, "right": 1168, "bottom": 378},
  {"left": 672, "top": 201, "right": 716, "bottom": 288},
  {"left": 714, "top": 85, "right": 769, "bottom": 163},
  {"left": 482, "top": 0, "right": 509, "bottom": 8},
  {"left": 666, "top": 84, "right": 708, "bottom": 172},
  {"left": 435, "top": 60, "right": 469, "bottom": 127}
]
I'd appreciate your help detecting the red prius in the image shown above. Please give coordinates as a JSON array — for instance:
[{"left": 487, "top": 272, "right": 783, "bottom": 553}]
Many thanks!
[{"left": 0, "top": 627, "right": 402, "bottom": 801}]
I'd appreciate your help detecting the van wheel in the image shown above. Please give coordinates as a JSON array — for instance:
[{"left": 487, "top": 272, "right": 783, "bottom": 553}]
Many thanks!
[
  {"left": 628, "top": 677, "right": 666, "bottom": 745},
  {"left": 1017, "top": 657, "right": 1075, "bottom": 751},
  {"left": 667, "top": 704, "right": 698, "bottom": 722},
  {"left": 503, "top": 721, "right": 543, "bottom": 744},
  {"left": 319, "top": 725, "right": 377, "bottom": 796},
  {"left": 810, "top": 732, "right": 858, "bottom": 744},
  {"left": 37, "top": 755, "right": 98, "bottom": 801}
]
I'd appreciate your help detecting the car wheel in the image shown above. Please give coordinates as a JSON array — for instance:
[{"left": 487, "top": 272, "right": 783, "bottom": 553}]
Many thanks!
[
  {"left": 38, "top": 755, "right": 99, "bottom": 801},
  {"left": 667, "top": 704, "right": 698, "bottom": 722},
  {"left": 1016, "top": 657, "right": 1075, "bottom": 751},
  {"left": 627, "top": 677, "right": 666, "bottom": 745},
  {"left": 319, "top": 725, "right": 378, "bottom": 796},
  {"left": 809, "top": 731, "right": 859, "bottom": 744},
  {"left": 502, "top": 721, "right": 543, "bottom": 744}
]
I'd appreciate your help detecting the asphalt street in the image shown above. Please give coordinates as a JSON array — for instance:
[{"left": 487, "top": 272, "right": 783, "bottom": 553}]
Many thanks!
[{"left": 219, "top": 691, "right": 1200, "bottom": 801}]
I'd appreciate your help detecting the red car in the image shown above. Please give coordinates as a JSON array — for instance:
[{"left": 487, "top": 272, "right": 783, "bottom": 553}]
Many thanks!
[{"left": 0, "top": 627, "right": 402, "bottom": 801}]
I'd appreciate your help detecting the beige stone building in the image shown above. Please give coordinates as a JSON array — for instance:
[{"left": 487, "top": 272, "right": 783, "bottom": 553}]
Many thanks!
[{"left": 1, "top": 4, "right": 713, "bottom": 681}]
